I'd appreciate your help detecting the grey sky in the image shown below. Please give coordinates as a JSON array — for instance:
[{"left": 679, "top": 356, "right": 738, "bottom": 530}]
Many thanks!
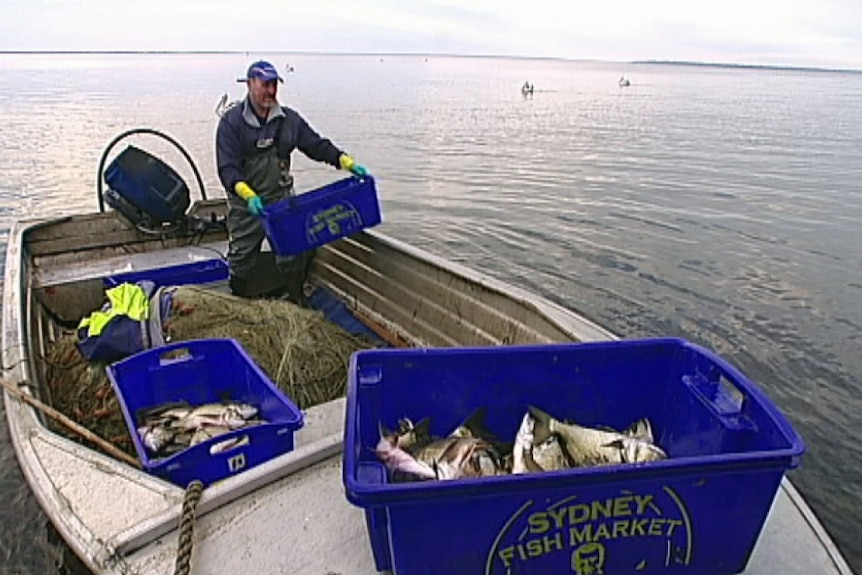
[{"left": 2, "top": 0, "right": 860, "bottom": 69}]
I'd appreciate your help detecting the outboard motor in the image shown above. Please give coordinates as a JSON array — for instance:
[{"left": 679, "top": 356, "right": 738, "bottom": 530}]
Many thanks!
[
  {"left": 103, "top": 145, "right": 191, "bottom": 230},
  {"left": 97, "top": 128, "right": 225, "bottom": 235}
]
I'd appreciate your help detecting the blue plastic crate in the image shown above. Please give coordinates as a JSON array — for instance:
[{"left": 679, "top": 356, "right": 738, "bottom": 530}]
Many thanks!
[
  {"left": 260, "top": 175, "right": 382, "bottom": 256},
  {"left": 343, "top": 338, "right": 804, "bottom": 575},
  {"left": 104, "top": 259, "right": 229, "bottom": 289},
  {"left": 108, "top": 339, "right": 304, "bottom": 487}
]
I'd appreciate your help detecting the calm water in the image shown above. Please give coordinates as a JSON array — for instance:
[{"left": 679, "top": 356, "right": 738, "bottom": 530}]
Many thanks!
[{"left": 0, "top": 53, "right": 860, "bottom": 574}]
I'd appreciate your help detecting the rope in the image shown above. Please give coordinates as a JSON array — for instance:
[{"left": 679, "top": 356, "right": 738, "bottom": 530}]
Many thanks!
[{"left": 174, "top": 480, "right": 204, "bottom": 575}]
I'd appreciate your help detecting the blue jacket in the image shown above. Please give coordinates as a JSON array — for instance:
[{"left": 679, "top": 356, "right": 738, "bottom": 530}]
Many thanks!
[{"left": 216, "top": 97, "right": 344, "bottom": 196}]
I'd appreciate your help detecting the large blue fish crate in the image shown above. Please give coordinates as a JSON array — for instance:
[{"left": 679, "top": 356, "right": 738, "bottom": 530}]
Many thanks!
[
  {"left": 260, "top": 175, "right": 382, "bottom": 256},
  {"left": 107, "top": 338, "right": 304, "bottom": 487},
  {"left": 343, "top": 338, "right": 804, "bottom": 575}
]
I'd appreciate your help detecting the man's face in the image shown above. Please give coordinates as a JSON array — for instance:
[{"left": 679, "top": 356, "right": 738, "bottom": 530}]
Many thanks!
[{"left": 249, "top": 77, "right": 279, "bottom": 111}]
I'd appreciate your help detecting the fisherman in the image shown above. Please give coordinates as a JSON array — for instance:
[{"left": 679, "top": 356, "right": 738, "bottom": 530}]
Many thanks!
[{"left": 216, "top": 60, "right": 369, "bottom": 302}]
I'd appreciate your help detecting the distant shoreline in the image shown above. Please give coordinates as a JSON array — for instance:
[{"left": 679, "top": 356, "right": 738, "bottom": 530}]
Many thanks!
[
  {"left": 632, "top": 59, "right": 861, "bottom": 74},
  {"left": 1, "top": 51, "right": 858, "bottom": 74},
  {"left": 0, "top": 50, "right": 238, "bottom": 55}
]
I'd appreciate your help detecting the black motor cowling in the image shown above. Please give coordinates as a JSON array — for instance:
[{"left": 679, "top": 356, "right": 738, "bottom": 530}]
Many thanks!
[{"left": 103, "top": 145, "right": 191, "bottom": 228}]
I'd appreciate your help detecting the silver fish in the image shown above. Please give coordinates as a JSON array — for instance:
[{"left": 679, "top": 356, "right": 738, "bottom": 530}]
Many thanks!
[
  {"left": 190, "top": 424, "right": 233, "bottom": 446},
  {"left": 531, "top": 433, "right": 571, "bottom": 472},
  {"left": 428, "top": 438, "right": 477, "bottom": 480},
  {"left": 413, "top": 436, "right": 505, "bottom": 480},
  {"left": 189, "top": 402, "right": 257, "bottom": 422},
  {"left": 529, "top": 405, "right": 667, "bottom": 467},
  {"left": 511, "top": 412, "right": 573, "bottom": 474},
  {"left": 611, "top": 436, "right": 669, "bottom": 464},
  {"left": 429, "top": 437, "right": 503, "bottom": 480},
  {"left": 210, "top": 436, "right": 250, "bottom": 455},
  {"left": 411, "top": 436, "right": 458, "bottom": 464},
  {"left": 394, "top": 416, "right": 432, "bottom": 451},
  {"left": 138, "top": 401, "right": 261, "bottom": 456},
  {"left": 375, "top": 424, "right": 437, "bottom": 480},
  {"left": 511, "top": 413, "right": 544, "bottom": 474},
  {"left": 620, "top": 418, "right": 655, "bottom": 443},
  {"left": 167, "top": 402, "right": 259, "bottom": 431},
  {"left": 137, "top": 425, "right": 175, "bottom": 454},
  {"left": 142, "top": 402, "right": 257, "bottom": 426},
  {"left": 138, "top": 401, "right": 192, "bottom": 423},
  {"left": 447, "top": 408, "right": 513, "bottom": 464},
  {"left": 378, "top": 411, "right": 507, "bottom": 481}
]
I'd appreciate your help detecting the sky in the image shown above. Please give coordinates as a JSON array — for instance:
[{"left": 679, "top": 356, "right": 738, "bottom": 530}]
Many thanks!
[{"left": 2, "top": 0, "right": 861, "bottom": 70}]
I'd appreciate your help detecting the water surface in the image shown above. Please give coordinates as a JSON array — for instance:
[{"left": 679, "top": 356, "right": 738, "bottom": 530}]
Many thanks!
[{"left": 0, "top": 53, "right": 860, "bottom": 574}]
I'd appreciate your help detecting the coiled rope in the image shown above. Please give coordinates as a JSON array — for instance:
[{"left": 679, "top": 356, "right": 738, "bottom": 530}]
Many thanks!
[{"left": 174, "top": 480, "right": 204, "bottom": 575}]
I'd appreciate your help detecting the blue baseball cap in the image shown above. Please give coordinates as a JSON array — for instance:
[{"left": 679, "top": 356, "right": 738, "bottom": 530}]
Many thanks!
[{"left": 238, "top": 60, "right": 283, "bottom": 83}]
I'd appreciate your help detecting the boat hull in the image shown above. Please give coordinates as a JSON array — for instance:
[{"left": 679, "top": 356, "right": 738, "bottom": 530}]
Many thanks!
[{"left": 2, "top": 206, "right": 854, "bottom": 575}]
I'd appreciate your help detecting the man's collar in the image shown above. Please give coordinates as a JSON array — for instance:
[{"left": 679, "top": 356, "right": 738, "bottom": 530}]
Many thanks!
[{"left": 241, "top": 97, "right": 286, "bottom": 128}]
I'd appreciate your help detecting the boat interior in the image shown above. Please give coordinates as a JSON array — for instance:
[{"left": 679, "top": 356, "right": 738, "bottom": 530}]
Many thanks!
[
  {"left": 15, "top": 200, "right": 612, "bottom": 433},
  {"left": 2, "top": 201, "right": 855, "bottom": 575}
]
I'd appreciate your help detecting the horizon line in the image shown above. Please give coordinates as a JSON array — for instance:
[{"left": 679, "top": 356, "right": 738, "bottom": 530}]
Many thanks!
[{"left": 1, "top": 50, "right": 858, "bottom": 74}]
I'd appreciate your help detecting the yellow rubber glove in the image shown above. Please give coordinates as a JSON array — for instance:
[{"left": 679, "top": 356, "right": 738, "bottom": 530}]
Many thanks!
[
  {"left": 339, "top": 154, "right": 369, "bottom": 177},
  {"left": 234, "top": 182, "right": 264, "bottom": 215}
]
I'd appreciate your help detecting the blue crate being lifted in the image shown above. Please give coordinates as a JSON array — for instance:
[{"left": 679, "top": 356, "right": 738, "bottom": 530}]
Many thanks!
[{"left": 261, "top": 176, "right": 382, "bottom": 256}]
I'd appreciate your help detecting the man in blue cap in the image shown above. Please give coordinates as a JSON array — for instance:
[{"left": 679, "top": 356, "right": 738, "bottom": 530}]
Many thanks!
[{"left": 216, "top": 60, "right": 369, "bottom": 302}]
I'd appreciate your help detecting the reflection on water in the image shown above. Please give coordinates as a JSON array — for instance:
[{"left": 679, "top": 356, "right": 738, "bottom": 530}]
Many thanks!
[{"left": 1, "top": 53, "right": 861, "bottom": 574}]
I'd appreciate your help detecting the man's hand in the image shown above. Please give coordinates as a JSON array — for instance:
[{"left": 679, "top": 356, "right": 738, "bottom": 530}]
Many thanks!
[
  {"left": 235, "top": 182, "right": 264, "bottom": 215},
  {"left": 247, "top": 196, "right": 264, "bottom": 216},
  {"left": 339, "top": 154, "right": 369, "bottom": 177}
]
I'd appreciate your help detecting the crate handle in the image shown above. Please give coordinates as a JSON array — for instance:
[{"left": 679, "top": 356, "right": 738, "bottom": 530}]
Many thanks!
[
  {"left": 683, "top": 372, "right": 760, "bottom": 433},
  {"left": 683, "top": 371, "right": 744, "bottom": 415},
  {"left": 357, "top": 364, "right": 383, "bottom": 386},
  {"left": 157, "top": 346, "right": 196, "bottom": 366},
  {"left": 209, "top": 433, "right": 250, "bottom": 456}
]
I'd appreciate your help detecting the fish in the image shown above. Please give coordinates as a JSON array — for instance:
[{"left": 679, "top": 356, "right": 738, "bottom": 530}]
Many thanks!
[
  {"left": 531, "top": 432, "right": 571, "bottom": 472},
  {"left": 186, "top": 402, "right": 258, "bottom": 428},
  {"left": 528, "top": 405, "right": 667, "bottom": 467},
  {"left": 144, "top": 402, "right": 259, "bottom": 431},
  {"left": 473, "top": 448, "right": 502, "bottom": 477},
  {"left": 210, "top": 435, "right": 250, "bottom": 455},
  {"left": 429, "top": 437, "right": 480, "bottom": 480},
  {"left": 394, "top": 416, "right": 432, "bottom": 451},
  {"left": 377, "top": 411, "right": 507, "bottom": 481},
  {"left": 511, "top": 412, "right": 544, "bottom": 474},
  {"left": 607, "top": 436, "right": 668, "bottom": 464},
  {"left": 190, "top": 424, "right": 233, "bottom": 446},
  {"left": 447, "top": 408, "right": 513, "bottom": 461},
  {"left": 375, "top": 423, "right": 437, "bottom": 481},
  {"left": 511, "top": 412, "right": 573, "bottom": 474},
  {"left": 137, "top": 424, "right": 175, "bottom": 454},
  {"left": 137, "top": 401, "right": 193, "bottom": 423},
  {"left": 136, "top": 401, "right": 262, "bottom": 457},
  {"left": 411, "top": 435, "right": 505, "bottom": 480}
]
